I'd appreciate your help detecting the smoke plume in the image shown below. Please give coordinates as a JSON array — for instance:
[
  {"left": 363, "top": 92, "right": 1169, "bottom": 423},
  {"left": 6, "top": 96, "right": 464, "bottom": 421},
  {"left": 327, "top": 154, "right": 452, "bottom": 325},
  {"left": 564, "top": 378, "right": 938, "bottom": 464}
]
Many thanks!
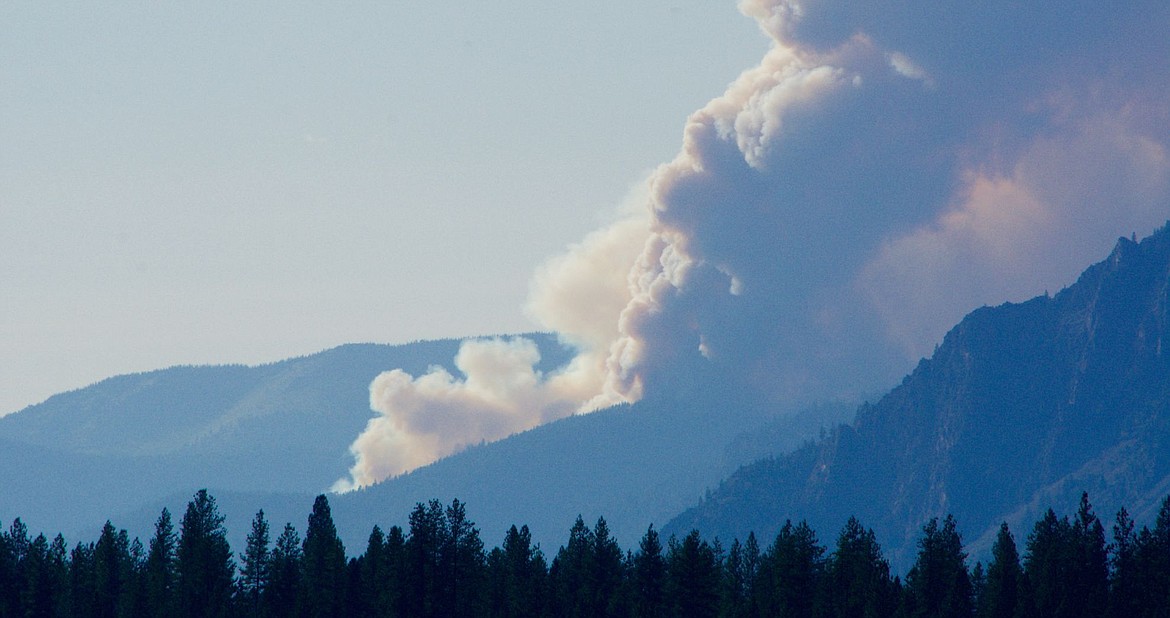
[{"left": 338, "top": 0, "right": 1170, "bottom": 489}]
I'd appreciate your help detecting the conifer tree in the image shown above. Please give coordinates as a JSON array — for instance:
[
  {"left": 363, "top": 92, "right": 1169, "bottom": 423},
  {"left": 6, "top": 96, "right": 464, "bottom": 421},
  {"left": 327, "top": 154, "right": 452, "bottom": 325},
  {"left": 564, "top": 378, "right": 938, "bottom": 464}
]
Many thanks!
[
  {"left": 488, "top": 524, "right": 547, "bottom": 618},
  {"left": 266, "top": 523, "right": 302, "bottom": 617},
  {"left": 1108, "top": 507, "right": 1140, "bottom": 618},
  {"left": 1130, "top": 496, "right": 1170, "bottom": 616},
  {"left": 0, "top": 525, "right": 16, "bottom": 618},
  {"left": 486, "top": 544, "right": 509, "bottom": 617},
  {"left": 8, "top": 519, "right": 29, "bottom": 566},
  {"left": 978, "top": 523, "right": 1020, "bottom": 618},
  {"left": 4, "top": 518, "right": 30, "bottom": 616},
  {"left": 970, "top": 562, "right": 985, "bottom": 613},
  {"left": 238, "top": 509, "right": 271, "bottom": 617},
  {"left": 1022, "top": 508, "right": 1072, "bottom": 618},
  {"left": 591, "top": 517, "right": 625, "bottom": 617},
  {"left": 632, "top": 525, "right": 667, "bottom": 618},
  {"left": 356, "top": 525, "right": 387, "bottom": 618},
  {"left": 405, "top": 499, "right": 447, "bottom": 617},
  {"left": 721, "top": 536, "right": 760, "bottom": 618},
  {"left": 43, "top": 534, "right": 69, "bottom": 617},
  {"left": 123, "top": 536, "right": 149, "bottom": 617},
  {"left": 93, "top": 521, "right": 130, "bottom": 618},
  {"left": 67, "top": 541, "right": 97, "bottom": 618},
  {"left": 826, "top": 516, "right": 896, "bottom": 618},
  {"left": 904, "top": 515, "right": 972, "bottom": 618},
  {"left": 442, "top": 498, "right": 486, "bottom": 616},
  {"left": 176, "top": 489, "right": 235, "bottom": 618},
  {"left": 300, "top": 494, "right": 347, "bottom": 618},
  {"left": 1069, "top": 493, "right": 1108, "bottom": 618},
  {"left": 343, "top": 556, "right": 365, "bottom": 617},
  {"left": 383, "top": 525, "right": 408, "bottom": 616},
  {"left": 741, "top": 533, "right": 761, "bottom": 616},
  {"left": 757, "top": 520, "right": 825, "bottom": 618},
  {"left": 143, "top": 508, "right": 177, "bottom": 618},
  {"left": 550, "top": 515, "right": 596, "bottom": 618},
  {"left": 665, "top": 530, "right": 720, "bottom": 618},
  {"left": 20, "top": 533, "right": 59, "bottom": 618},
  {"left": 721, "top": 539, "right": 744, "bottom": 618}
]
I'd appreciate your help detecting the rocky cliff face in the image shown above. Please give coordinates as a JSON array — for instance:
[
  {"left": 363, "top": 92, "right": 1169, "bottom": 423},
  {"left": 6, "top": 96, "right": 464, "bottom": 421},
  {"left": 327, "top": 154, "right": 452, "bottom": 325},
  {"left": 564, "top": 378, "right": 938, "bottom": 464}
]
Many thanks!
[{"left": 668, "top": 223, "right": 1170, "bottom": 569}]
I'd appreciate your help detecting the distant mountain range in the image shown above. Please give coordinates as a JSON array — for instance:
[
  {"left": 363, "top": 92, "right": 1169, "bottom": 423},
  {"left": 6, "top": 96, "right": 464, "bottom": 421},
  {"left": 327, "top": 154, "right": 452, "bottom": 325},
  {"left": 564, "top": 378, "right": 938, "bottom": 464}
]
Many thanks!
[
  {"left": 102, "top": 371, "right": 848, "bottom": 555},
  {"left": 8, "top": 225, "right": 1170, "bottom": 573},
  {"left": 323, "top": 386, "right": 854, "bottom": 551},
  {"left": 0, "top": 336, "right": 572, "bottom": 539},
  {"left": 0, "top": 327, "right": 838, "bottom": 553},
  {"left": 667, "top": 224, "right": 1170, "bottom": 569}
]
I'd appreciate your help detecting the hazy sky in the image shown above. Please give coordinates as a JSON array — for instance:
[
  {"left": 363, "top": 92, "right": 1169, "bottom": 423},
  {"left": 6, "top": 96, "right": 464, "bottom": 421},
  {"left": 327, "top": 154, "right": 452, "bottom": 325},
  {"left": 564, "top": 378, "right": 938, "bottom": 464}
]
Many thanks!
[{"left": 1, "top": 2, "right": 768, "bottom": 413}]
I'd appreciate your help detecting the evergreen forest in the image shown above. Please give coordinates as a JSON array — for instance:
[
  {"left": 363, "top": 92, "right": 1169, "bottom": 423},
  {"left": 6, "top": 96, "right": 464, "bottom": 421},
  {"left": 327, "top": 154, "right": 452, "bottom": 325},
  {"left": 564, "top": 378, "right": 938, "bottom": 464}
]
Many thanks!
[{"left": 3, "top": 489, "right": 1170, "bottom": 617}]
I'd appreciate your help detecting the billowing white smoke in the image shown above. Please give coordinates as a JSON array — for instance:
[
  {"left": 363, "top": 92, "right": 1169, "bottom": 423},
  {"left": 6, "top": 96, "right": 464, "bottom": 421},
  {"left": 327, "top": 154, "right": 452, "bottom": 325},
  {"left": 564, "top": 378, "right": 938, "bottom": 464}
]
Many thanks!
[
  {"left": 334, "top": 338, "right": 578, "bottom": 491},
  {"left": 333, "top": 213, "right": 650, "bottom": 490},
  {"left": 337, "top": 0, "right": 1170, "bottom": 489}
]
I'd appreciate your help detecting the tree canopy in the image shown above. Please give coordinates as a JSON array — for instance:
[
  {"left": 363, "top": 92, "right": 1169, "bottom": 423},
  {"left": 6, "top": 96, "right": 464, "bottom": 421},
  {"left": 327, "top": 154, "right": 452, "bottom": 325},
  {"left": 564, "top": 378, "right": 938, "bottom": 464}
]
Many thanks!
[{"left": 3, "top": 490, "right": 1170, "bottom": 617}]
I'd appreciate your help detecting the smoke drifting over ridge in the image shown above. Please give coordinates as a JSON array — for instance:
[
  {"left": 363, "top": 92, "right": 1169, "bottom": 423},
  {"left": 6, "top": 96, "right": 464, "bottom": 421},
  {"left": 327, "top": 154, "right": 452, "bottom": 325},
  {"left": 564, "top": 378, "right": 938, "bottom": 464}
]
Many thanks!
[{"left": 337, "top": 0, "right": 1170, "bottom": 489}]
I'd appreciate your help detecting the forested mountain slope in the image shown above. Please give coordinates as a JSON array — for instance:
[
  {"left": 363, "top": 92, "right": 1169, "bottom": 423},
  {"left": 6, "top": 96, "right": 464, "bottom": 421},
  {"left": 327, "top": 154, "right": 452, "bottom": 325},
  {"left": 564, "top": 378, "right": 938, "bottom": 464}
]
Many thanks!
[
  {"left": 668, "top": 224, "right": 1170, "bottom": 569},
  {"left": 0, "top": 335, "right": 570, "bottom": 538},
  {"left": 103, "top": 373, "right": 851, "bottom": 554}
]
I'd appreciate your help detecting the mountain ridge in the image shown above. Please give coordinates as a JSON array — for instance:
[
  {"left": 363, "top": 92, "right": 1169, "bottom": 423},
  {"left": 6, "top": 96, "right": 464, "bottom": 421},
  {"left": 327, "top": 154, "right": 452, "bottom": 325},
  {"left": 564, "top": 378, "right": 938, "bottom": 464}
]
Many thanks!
[
  {"left": 0, "top": 334, "right": 571, "bottom": 538},
  {"left": 666, "top": 224, "right": 1170, "bottom": 569},
  {"left": 11, "top": 225, "right": 1170, "bottom": 570}
]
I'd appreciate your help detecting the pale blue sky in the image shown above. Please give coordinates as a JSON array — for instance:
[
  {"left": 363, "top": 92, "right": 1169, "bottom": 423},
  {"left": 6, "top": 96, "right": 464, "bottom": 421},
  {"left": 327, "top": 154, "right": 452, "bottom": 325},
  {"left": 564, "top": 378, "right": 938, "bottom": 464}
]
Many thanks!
[{"left": 1, "top": 2, "right": 768, "bottom": 413}]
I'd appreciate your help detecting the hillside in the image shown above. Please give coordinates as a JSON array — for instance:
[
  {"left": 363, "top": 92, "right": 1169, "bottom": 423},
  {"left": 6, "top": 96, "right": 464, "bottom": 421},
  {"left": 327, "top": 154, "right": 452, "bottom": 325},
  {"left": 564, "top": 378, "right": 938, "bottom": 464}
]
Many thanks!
[
  {"left": 20, "top": 221, "right": 1170, "bottom": 563},
  {"left": 100, "top": 378, "right": 849, "bottom": 555},
  {"left": 667, "top": 224, "right": 1170, "bottom": 569},
  {"left": 0, "top": 335, "right": 571, "bottom": 537}
]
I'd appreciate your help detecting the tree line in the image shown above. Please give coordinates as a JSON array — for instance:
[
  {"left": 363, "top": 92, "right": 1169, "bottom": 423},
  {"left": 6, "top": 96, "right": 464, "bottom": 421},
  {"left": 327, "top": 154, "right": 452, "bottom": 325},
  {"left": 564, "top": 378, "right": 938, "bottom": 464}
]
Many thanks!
[{"left": 3, "top": 490, "right": 1170, "bottom": 617}]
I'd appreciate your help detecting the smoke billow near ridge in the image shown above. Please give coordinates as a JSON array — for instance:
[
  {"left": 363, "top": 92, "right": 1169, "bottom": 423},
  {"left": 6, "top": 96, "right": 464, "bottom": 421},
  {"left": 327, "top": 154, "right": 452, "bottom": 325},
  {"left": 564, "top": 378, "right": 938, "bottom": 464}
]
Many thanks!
[{"left": 335, "top": 0, "right": 1170, "bottom": 490}]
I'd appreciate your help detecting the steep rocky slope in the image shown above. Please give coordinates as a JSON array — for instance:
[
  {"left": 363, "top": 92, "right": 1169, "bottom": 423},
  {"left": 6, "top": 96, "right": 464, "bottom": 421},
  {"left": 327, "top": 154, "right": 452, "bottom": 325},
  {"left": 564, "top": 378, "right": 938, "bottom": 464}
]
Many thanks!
[{"left": 668, "top": 224, "right": 1170, "bottom": 568}]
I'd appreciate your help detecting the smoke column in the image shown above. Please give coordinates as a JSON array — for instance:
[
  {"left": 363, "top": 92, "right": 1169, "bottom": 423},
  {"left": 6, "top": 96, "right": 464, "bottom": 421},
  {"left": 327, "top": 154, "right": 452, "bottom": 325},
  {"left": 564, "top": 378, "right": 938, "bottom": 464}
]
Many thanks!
[{"left": 338, "top": 0, "right": 1170, "bottom": 490}]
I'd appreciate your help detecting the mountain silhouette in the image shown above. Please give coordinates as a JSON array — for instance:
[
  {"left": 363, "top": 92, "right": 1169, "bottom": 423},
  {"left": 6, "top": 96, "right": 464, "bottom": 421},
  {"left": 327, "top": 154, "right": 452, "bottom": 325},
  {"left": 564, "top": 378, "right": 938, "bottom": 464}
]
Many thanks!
[
  {"left": 0, "top": 335, "right": 571, "bottom": 538},
  {"left": 667, "top": 223, "right": 1170, "bottom": 569}
]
